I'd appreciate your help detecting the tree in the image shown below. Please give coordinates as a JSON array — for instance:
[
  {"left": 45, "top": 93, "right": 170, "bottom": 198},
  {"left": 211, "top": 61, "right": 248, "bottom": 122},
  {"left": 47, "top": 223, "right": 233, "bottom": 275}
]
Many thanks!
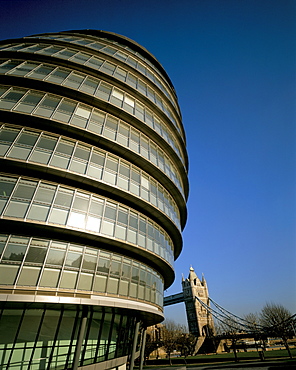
[
  {"left": 260, "top": 303, "right": 293, "bottom": 359},
  {"left": 161, "top": 320, "right": 184, "bottom": 365},
  {"left": 215, "top": 317, "right": 242, "bottom": 362},
  {"left": 244, "top": 312, "right": 266, "bottom": 360},
  {"left": 177, "top": 330, "right": 197, "bottom": 358}
]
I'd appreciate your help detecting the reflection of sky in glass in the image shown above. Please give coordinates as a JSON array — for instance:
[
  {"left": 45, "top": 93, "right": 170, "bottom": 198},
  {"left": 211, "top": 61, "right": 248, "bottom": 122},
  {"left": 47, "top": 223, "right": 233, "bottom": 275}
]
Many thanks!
[{"left": 67, "top": 211, "right": 86, "bottom": 228}]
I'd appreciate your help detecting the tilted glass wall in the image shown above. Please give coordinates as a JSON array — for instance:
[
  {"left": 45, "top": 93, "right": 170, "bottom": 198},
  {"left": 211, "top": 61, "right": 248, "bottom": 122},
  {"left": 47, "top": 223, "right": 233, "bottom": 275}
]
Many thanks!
[
  {"left": 0, "top": 29, "right": 188, "bottom": 370},
  {"left": 0, "top": 304, "right": 136, "bottom": 370},
  {"left": 0, "top": 234, "right": 164, "bottom": 305},
  {"left": 0, "top": 84, "right": 185, "bottom": 196}
]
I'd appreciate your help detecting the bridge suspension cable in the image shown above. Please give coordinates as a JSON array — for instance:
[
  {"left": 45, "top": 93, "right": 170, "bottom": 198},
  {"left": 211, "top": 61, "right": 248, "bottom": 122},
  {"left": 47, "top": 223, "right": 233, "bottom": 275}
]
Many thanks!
[
  {"left": 195, "top": 296, "right": 296, "bottom": 335},
  {"left": 195, "top": 296, "right": 257, "bottom": 334}
]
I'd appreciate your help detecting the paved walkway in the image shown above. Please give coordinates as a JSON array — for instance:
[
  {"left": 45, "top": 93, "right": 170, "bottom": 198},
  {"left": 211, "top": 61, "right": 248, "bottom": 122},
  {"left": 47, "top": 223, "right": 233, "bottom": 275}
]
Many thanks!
[{"left": 144, "top": 359, "right": 296, "bottom": 369}]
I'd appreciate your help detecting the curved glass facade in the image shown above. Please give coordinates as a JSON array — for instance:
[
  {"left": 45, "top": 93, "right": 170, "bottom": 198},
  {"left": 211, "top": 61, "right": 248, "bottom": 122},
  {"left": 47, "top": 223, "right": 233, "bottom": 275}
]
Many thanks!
[
  {"left": 0, "top": 234, "right": 163, "bottom": 305},
  {"left": 0, "top": 125, "right": 181, "bottom": 229},
  {"left": 0, "top": 304, "right": 137, "bottom": 369},
  {"left": 0, "top": 84, "right": 186, "bottom": 195},
  {"left": 0, "top": 30, "right": 188, "bottom": 370}
]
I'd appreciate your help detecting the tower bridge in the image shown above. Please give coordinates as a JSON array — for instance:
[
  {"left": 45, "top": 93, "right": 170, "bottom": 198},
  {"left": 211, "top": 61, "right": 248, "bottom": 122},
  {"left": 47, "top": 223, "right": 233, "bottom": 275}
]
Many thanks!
[
  {"left": 164, "top": 267, "right": 296, "bottom": 354},
  {"left": 164, "top": 266, "right": 216, "bottom": 352}
]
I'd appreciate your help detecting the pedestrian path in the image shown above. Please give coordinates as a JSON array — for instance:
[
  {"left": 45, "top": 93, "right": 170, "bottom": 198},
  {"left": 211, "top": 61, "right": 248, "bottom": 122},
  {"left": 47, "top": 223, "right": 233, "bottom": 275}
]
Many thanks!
[{"left": 144, "top": 359, "right": 296, "bottom": 370}]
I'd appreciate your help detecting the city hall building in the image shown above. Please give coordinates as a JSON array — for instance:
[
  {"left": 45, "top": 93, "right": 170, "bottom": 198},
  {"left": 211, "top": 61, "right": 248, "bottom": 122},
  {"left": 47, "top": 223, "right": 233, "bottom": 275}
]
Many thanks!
[{"left": 0, "top": 30, "right": 188, "bottom": 369}]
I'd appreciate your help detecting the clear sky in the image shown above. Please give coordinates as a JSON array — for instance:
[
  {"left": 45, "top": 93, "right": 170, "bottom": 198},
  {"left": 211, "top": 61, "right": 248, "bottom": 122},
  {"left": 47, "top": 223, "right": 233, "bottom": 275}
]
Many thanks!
[{"left": 1, "top": 0, "right": 295, "bottom": 326}]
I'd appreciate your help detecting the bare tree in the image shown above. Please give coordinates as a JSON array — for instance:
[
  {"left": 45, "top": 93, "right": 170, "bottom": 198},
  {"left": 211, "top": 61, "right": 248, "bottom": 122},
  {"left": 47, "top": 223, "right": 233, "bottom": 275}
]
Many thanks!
[
  {"left": 177, "top": 330, "right": 197, "bottom": 359},
  {"left": 161, "top": 320, "right": 184, "bottom": 365},
  {"left": 217, "top": 317, "right": 242, "bottom": 362},
  {"left": 260, "top": 303, "right": 293, "bottom": 359},
  {"left": 244, "top": 312, "right": 266, "bottom": 360}
]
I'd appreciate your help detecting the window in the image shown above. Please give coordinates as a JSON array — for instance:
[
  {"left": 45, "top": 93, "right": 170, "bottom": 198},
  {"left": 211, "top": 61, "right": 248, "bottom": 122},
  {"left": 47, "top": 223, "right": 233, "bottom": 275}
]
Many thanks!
[{"left": 0, "top": 88, "right": 26, "bottom": 109}]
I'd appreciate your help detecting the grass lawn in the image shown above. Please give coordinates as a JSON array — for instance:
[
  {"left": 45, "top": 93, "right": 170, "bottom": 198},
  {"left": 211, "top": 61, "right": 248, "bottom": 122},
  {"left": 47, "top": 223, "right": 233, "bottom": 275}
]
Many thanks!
[{"left": 145, "top": 348, "right": 296, "bottom": 367}]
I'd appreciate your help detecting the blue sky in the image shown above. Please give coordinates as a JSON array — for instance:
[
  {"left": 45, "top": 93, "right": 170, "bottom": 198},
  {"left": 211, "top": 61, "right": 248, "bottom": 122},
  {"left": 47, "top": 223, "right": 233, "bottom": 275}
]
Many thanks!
[{"left": 1, "top": 0, "right": 295, "bottom": 325}]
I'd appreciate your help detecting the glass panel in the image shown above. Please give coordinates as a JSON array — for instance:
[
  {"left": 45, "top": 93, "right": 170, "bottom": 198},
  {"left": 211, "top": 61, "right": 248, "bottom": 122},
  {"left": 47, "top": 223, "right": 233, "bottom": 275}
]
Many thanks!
[
  {"left": 27, "top": 204, "right": 50, "bottom": 221},
  {"left": 65, "top": 251, "right": 82, "bottom": 268},
  {"left": 0, "top": 177, "right": 16, "bottom": 197},
  {"left": 59, "top": 270, "right": 78, "bottom": 289},
  {"left": 46, "top": 249, "right": 65, "bottom": 266},
  {"left": 12, "top": 180, "right": 36, "bottom": 200},
  {"left": 29, "top": 64, "right": 55, "bottom": 78},
  {"left": 53, "top": 188, "right": 73, "bottom": 207},
  {"left": 39, "top": 268, "right": 60, "bottom": 287},
  {"left": 0, "top": 127, "right": 19, "bottom": 143},
  {"left": 9, "top": 62, "right": 39, "bottom": 76},
  {"left": 118, "top": 280, "right": 129, "bottom": 295},
  {"left": 4, "top": 200, "right": 29, "bottom": 218},
  {"left": 80, "top": 76, "right": 98, "bottom": 94},
  {"left": 57, "top": 49, "right": 76, "bottom": 59},
  {"left": 34, "top": 184, "right": 56, "bottom": 203},
  {"left": 70, "top": 52, "right": 89, "bottom": 63},
  {"left": 15, "top": 91, "right": 43, "bottom": 107},
  {"left": 110, "top": 260, "right": 120, "bottom": 276},
  {"left": 17, "top": 266, "right": 40, "bottom": 285},
  {"left": 86, "top": 215, "right": 101, "bottom": 232},
  {"left": 0, "top": 88, "right": 26, "bottom": 109},
  {"left": 7, "top": 146, "right": 31, "bottom": 159},
  {"left": 101, "top": 220, "right": 114, "bottom": 236},
  {"left": 82, "top": 254, "right": 97, "bottom": 271},
  {"left": 67, "top": 211, "right": 86, "bottom": 228},
  {"left": 0, "top": 60, "right": 22, "bottom": 73},
  {"left": 25, "top": 246, "right": 47, "bottom": 263},
  {"left": 77, "top": 273, "right": 93, "bottom": 290},
  {"left": 93, "top": 275, "right": 107, "bottom": 292},
  {"left": 38, "top": 95, "right": 60, "bottom": 110},
  {"left": 107, "top": 277, "right": 118, "bottom": 294},
  {"left": 63, "top": 72, "right": 84, "bottom": 89},
  {"left": 57, "top": 100, "right": 76, "bottom": 114},
  {"left": 97, "top": 258, "right": 109, "bottom": 274},
  {"left": 2, "top": 242, "right": 27, "bottom": 262},
  {"left": 29, "top": 149, "right": 51, "bottom": 163},
  {"left": 70, "top": 160, "right": 87, "bottom": 174},
  {"left": 48, "top": 208, "right": 68, "bottom": 225},
  {"left": 0, "top": 265, "right": 19, "bottom": 284},
  {"left": 36, "top": 135, "right": 57, "bottom": 151}
]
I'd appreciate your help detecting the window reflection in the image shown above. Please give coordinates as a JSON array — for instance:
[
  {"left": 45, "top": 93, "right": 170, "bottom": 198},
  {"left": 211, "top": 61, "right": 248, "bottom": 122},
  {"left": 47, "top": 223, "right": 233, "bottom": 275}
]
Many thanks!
[
  {"left": 0, "top": 174, "right": 175, "bottom": 266},
  {"left": 0, "top": 233, "right": 164, "bottom": 305}
]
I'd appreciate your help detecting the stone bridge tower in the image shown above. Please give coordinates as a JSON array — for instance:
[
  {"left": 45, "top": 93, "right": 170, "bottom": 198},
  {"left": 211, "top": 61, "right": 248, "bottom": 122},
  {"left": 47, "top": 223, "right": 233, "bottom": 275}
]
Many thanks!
[{"left": 182, "top": 267, "right": 215, "bottom": 350}]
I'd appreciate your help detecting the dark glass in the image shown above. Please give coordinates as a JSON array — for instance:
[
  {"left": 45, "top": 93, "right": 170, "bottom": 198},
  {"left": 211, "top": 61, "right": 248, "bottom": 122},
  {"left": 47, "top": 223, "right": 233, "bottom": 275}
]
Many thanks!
[
  {"left": 0, "top": 128, "right": 19, "bottom": 143},
  {"left": 129, "top": 214, "right": 138, "bottom": 229},
  {"left": 0, "top": 178, "right": 16, "bottom": 197},
  {"left": 74, "top": 147, "right": 89, "bottom": 161},
  {"left": 90, "top": 152, "right": 105, "bottom": 166},
  {"left": 55, "top": 141, "right": 74, "bottom": 156},
  {"left": 13, "top": 181, "right": 36, "bottom": 200},
  {"left": 36, "top": 136, "right": 57, "bottom": 150},
  {"left": 25, "top": 246, "right": 47, "bottom": 264},
  {"left": 2, "top": 243, "right": 27, "bottom": 262},
  {"left": 104, "top": 205, "right": 116, "bottom": 221},
  {"left": 118, "top": 210, "right": 128, "bottom": 225},
  {"left": 16, "top": 132, "right": 38, "bottom": 146}
]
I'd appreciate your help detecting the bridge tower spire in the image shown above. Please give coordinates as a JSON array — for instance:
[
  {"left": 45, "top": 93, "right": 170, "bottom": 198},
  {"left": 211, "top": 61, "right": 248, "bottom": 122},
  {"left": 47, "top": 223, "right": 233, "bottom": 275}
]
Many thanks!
[{"left": 182, "top": 267, "right": 215, "bottom": 339}]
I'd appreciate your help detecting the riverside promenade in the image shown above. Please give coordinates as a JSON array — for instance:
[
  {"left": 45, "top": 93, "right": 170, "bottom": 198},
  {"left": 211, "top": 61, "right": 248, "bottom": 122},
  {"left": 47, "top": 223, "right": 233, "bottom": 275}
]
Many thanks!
[{"left": 144, "top": 359, "right": 296, "bottom": 369}]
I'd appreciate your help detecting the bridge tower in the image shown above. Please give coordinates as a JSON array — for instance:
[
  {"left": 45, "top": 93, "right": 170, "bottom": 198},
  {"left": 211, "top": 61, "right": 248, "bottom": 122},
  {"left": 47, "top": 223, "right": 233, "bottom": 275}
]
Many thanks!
[{"left": 182, "top": 267, "right": 215, "bottom": 340}]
